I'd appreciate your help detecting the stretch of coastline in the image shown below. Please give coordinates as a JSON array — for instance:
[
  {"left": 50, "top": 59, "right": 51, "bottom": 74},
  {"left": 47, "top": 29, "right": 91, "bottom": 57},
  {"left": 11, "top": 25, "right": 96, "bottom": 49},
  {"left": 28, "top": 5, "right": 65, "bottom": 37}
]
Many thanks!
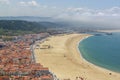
[
  {"left": 97, "top": 30, "right": 120, "bottom": 33},
  {"left": 34, "top": 33, "right": 120, "bottom": 80}
]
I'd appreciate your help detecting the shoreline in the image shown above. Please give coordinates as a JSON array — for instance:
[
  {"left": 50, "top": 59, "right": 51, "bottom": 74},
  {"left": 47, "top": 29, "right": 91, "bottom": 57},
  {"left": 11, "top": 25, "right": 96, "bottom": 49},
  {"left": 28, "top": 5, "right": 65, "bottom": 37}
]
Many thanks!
[
  {"left": 34, "top": 33, "right": 120, "bottom": 80},
  {"left": 77, "top": 35, "right": 120, "bottom": 74}
]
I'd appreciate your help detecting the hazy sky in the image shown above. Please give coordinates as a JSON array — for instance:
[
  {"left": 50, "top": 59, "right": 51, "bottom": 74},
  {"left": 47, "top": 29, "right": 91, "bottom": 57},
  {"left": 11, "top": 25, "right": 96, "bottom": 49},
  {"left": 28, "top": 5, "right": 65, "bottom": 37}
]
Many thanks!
[
  {"left": 39, "top": 0, "right": 120, "bottom": 9},
  {"left": 0, "top": 0, "right": 120, "bottom": 28},
  {"left": 0, "top": 0, "right": 120, "bottom": 17}
]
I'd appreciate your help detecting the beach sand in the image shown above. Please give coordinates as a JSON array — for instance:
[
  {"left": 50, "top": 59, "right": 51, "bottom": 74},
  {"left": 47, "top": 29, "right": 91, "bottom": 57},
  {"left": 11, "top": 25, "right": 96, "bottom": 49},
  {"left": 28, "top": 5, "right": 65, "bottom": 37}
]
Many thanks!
[
  {"left": 34, "top": 34, "right": 120, "bottom": 80},
  {"left": 97, "top": 30, "right": 120, "bottom": 33}
]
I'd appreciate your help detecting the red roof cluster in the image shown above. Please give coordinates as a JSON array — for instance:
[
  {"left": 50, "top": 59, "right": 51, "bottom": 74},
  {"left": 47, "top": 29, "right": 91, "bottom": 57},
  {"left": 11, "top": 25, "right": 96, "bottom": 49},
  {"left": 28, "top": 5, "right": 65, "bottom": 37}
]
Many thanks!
[{"left": 0, "top": 33, "right": 56, "bottom": 80}]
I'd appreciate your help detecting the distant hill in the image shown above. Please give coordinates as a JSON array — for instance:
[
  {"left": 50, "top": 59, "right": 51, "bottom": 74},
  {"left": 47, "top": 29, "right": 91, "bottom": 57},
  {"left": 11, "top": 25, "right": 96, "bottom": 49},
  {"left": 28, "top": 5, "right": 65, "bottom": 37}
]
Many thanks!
[
  {"left": 0, "top": 20, "right": 46, "bottom": 31},
  {"left": 1, "top": 16, "right": 119, "bottom": 35},
  {"left": 0, "top": 20, "right": 61, "bottom": 36},
  {"left": 0, "top": 16, "right": 54, "bottom": 22}
]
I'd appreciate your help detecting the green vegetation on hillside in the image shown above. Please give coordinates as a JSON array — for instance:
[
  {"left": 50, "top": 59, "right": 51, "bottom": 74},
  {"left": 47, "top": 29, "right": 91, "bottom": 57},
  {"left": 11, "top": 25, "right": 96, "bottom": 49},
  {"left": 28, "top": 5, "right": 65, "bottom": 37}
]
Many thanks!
[{"left": 0, "top": 20, "right": 48, "bottom": 36}]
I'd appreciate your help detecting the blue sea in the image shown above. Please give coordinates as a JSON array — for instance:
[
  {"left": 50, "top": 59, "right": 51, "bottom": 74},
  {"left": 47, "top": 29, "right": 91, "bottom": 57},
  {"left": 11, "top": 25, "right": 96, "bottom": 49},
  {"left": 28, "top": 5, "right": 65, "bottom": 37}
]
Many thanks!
[{"left": 79, "top": 32, "right": 120, "bottom": 72}]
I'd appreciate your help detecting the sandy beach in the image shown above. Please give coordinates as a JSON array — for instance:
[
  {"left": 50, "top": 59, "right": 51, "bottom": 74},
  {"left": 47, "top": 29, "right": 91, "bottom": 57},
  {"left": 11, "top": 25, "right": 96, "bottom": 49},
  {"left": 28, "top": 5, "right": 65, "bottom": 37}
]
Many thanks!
[
  {"left": 97, "top": 30, "right": 120, "bottom": 33},
  {"left": 34, "top": 34, "right": 120, "bottom": 80}
]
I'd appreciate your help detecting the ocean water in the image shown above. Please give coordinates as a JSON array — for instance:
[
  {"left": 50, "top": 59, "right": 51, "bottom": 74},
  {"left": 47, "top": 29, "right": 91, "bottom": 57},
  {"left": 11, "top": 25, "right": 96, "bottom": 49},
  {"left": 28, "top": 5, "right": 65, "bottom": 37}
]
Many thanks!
[{"left": 79, "top": 32, "right": 120, "bottom": 72}]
